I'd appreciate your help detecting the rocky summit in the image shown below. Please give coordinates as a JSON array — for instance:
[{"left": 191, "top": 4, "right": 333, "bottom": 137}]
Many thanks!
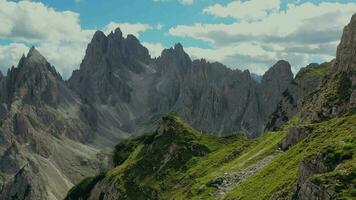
[
  {"left": 69, "top": 28, "right": 293, "bottom": 140},
  {"left": 0, "top": 10, "right": 355, "bottom": 200}
]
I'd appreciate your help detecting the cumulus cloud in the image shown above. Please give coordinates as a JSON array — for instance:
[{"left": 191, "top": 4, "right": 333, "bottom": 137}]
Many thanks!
[
  {"left": 203, "top": 0, "right": 280, "bottom": 21},
  {"left": 170, "top": 1, "right": 356, "bottom": 74},
  {"left": 103, "top": 22, "right": 163, "bottom": 37},
  {"left": 180, "top": 0, "right": 196, "bottom": 5},
  {"left": 153, "top": 0, "right": 197, "bottom": 5},
  {"left": 0, "top": 0, "right": 93, "bottom": 43},
  {"left": 0, "top": 0, "right": 95, "bottom": 77},
  {"left": 0, "top": 0, "right": 161, "bottom": 78},
  {"left": 142, "top": 42, "right": 165, "bottom": 58},
  {"left": 0, "top": 43, "right": 29, "bottom": 74}
]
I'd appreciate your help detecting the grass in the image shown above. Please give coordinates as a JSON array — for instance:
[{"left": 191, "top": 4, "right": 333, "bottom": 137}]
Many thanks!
[
  {"left": 225, "top": 114, "right": 356, "bottom": 199},
  {"left": 296, "top": 62, "right": 331, "bottom": 80},
  {"left": 66, "top": 113, "right": 356, "bottom": 200}
]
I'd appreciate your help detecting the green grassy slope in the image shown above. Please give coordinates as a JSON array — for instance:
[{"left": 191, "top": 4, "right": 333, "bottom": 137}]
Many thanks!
[
  {"left": 66, "top": 113, "right": 355, "bottom": 200},
  {"left": 226, "top": 114, "right": 355, "bottom": 199},
  {"left": 295, "top": 62, "right": 332, "bottom": 80}
]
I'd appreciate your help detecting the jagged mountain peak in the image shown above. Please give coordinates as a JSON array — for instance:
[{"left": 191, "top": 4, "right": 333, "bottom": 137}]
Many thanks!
[
  {"left": 174, "top": 42, "right": 184, "bottom": 51},
  {"left": 263, "top": 60, "right": 292, "bottom": 77},
  {"left": 92, "top": 30, "right": 107, "bottom": 41},
  {"left": 1, "top": 47, "right": 64, "bottom": 106},
  {"left": 161, "top": 43, "right": 188, "bottom": 57},
  {"left": 334, "top": 13, "right": 356, "bottom": 73},
  {"left": 114, "top": 27, "right": 123, "bottom": 37},
  {"left": 157, "top": 43, "right": 191, "bottom": 75},
  {"left": 15, "top": 47, "right": 60, "bottom": 78},
  {"left": 300, "top": 13, "right": 356, "bottom": 121},
  {"left": 26, "top": 46, "right": 46, "bottom": 64}
]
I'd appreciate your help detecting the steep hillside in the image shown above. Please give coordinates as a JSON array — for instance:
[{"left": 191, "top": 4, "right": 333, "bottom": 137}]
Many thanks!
[
  {"left": 265, "top": 61, "right": 333, "bottom": 131},
  {"left": 66, "top": 114, "right": 355, "bottom": 200},
  {"left": 301, "top": 14, "right": 356, "bottom": 121},
  {"left": 0, "top": 48, "right": 108, "bottom": 200}
]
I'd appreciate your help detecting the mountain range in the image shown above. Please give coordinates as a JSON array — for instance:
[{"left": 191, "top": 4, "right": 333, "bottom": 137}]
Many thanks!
[{"left": 0, "top": 12, "right": 355, "bottom": 200}]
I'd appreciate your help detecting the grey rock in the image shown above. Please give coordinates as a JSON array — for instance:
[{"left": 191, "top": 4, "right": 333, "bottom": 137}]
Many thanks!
[
  {"left": 0, "top": 26, "right": 296, "bottom": 200},
  {"left": 265, "top": 62, "right": 331, "bottom": 131},
  {"left": 280, "top": 125, "right": 313, "bottom": 151},
  {"left": 0, "top": 47, "right": 108, "bottom": 200},
  {"left": 297, "top": 155, "right": 334, "bottom": 200},
  {"left": 301, "top": 13, "right": 356, "bottom": 121},
  {"left": 69, "top": 32, "right": 293, "bottom": 138}
]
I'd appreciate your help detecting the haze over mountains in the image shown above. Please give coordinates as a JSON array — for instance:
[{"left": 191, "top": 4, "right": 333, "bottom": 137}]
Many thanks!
[{"left": 0, "top": 10, "right": 355, "bottom": 200}]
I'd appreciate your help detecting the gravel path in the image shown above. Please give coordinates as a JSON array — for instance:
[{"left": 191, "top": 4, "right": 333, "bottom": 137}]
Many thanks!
[{"left": 208, "top": 155, "right": 276, "bottom": 199}]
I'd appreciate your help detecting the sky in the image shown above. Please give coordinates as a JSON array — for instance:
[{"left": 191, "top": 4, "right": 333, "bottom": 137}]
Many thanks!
[{"left": 0, "top": 0, "right": 355, "bottom": 78}]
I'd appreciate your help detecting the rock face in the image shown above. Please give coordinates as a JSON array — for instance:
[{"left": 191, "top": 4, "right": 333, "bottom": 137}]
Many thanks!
[
  {"left": 301, "top": 14, "right": 356, "bottom": 121},
  {"left": 297, "top": 157, "right": 332, "bottom": 200},
  {"left": 265, "top": 62, "right": 332, "bottom": 131},
  {"left": 0, "top": 48, "right": 108, "bottom": 200},
  {"left": 280, "top": 125, "right": 313, "bottom": 151},
  {"left": 0, "top": 30, "right": 293, "bottom": 200},
  {"left": 69, "top": 31, "right": 293, "bottom": 138},
  {"left": 0, "top": 34, "right": 292, "bottom": 199},
  {"left": 259, "top": 60, "right": 294, "bottom": 122}
]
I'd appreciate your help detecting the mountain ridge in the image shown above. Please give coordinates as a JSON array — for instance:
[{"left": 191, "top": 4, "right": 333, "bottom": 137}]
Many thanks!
[
  {"left": 1, "top": 13, "right": 355, "bottom": 200},
  {"left": 64, "top": 13, "right": 356, "bottom": 200}
]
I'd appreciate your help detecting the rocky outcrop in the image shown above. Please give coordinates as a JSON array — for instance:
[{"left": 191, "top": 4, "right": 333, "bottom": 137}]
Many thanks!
[
  {"left": 1, "top": 47, "right": 62, "bottom": 107},
  {"left": 0, "top": 48, "right": 108, "bottom": 200},
  {"left": 0, "top": 162, "right": 47, "bottom": 200},
  {"left": 280, "top": 125, "right": 313, "bottom": 151},
  {"left": 265, "top": 62, "right": 332, "bottom": 131},
  {"left": 68, "top": 28, "right": 150, "bottom": 105},
  {"left": 301, "top": 14, "right": 356, "bottom": 121},
  {"left": 259, "top": 60, "right": 294, "bottom": 121},
  {"left": 296, "top": 155, "right": 334, "bottom": 200}
]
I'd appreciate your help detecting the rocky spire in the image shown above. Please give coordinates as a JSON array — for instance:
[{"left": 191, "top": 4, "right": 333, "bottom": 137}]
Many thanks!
[
  {"left": 259, "top": 60, "right": 293, "bottom": 122},
  {"left": 334, "top": 13, "right": 356, "bottom": 73},
  {"left": 3, "top": 47, "right": 62, "bottom": 106},
  {"left": 68, "top": 27, "right": 150, "bottom": 105},
  {"left": 26, "top": 46, "right": 47, "bottom": 64},
  {"left": 157, "top": 43, "right": 191, "bottom": 75},
  {"left": 301, "top": 14, "right": 356, "bottom": 121}
]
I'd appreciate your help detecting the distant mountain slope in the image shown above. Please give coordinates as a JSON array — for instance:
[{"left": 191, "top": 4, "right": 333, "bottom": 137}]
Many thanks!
[{"left": 0, "top": 48, "right": 109, "bottom": 200}]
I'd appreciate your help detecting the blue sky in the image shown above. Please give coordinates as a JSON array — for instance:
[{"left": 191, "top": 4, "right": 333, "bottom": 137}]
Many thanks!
[{"left": 0, "top": 0, "right": 356, "bottom": 78}]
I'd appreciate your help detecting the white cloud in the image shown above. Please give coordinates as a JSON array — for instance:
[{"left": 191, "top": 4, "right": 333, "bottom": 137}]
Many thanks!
[
  {"left": 0, "top": 43, "right": 29, "bottom": 74},
  {"left": 153, "top": 0, "right": 197, "bottom": 5},
  {"left": 0, "top": 0, "right": 95, "bottom": 77},
  {"left": 203, "top": 0, "right": 280, "bottom": 21},
  {"left": 180, "top": 0, "right": 196, "bottom": 5},
  {"left": 142, "top": 42, "right": 165, "bottom": 58},
  {"left": 0, "top": 0, "right": 93, "bottom": 43},
  {"left": 103, "top": 22, "right": 162, "bottom": 38},
  {"left": 169, "top": 1, "right": 356, "bottom": 74},
  {"left": 0, "top": 0, "right": 160, "bottom": 78}
]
